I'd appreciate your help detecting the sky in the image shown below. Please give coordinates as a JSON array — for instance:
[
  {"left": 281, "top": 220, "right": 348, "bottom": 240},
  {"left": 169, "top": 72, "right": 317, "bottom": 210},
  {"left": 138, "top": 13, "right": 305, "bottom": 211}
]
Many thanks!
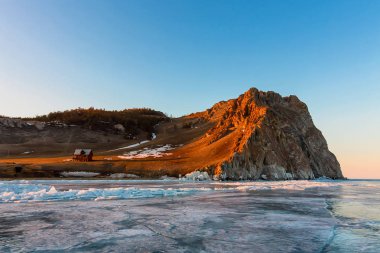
[{"left": 0, "top": 0, "right": 379, "bottom": 178}]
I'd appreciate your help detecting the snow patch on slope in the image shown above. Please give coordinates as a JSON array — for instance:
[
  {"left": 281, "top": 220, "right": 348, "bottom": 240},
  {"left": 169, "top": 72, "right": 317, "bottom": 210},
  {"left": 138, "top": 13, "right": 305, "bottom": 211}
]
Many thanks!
[
  {"left": 107, "top": 140, "right": 150, "bottom": 152},
  {"left": 109, "top": 173, "right": 140, "bottom": 179},
  {"left": 61, "top": 172, "right": 100, "bottom": 177},
  {"left": 118, "top": 144, "right": 176, "bottom": 159}
]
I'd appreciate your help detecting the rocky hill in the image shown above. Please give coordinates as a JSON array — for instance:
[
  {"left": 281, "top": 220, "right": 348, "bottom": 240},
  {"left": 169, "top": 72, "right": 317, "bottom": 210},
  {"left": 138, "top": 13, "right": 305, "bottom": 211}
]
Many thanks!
[
  {"left": 187, "top": 88, "right": 343, "bottom": 180},
  {"left": 0, "top": 88, "right": 343, "bottom": 180}
]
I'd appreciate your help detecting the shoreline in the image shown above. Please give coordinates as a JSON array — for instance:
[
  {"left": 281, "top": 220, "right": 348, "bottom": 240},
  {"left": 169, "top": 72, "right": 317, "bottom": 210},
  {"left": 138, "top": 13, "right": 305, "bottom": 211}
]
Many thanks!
[
  {"left": 0, "top": 154, "right": 347, "bottom": 181},
  {"left": 0, "top": 176, "right": 350, "bottom": 181}
]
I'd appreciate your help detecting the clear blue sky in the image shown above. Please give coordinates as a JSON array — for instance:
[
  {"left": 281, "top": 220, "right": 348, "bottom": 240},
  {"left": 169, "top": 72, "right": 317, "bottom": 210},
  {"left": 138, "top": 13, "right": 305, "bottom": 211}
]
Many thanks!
[{"left": 0, "top": 0, "right": 379, "bottom": 178}]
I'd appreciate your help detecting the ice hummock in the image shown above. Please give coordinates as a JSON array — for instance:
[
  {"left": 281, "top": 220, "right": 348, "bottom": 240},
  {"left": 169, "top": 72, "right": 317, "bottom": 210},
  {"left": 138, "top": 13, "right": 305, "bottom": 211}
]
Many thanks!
[
  {"left": 0, "top": 179, "right": 353, "bottom": 203},
  {"left": 182, "top": 171, "right": 211, "bottom": 181},
  {"left": 0, "top": 182, "right": 199, "bottom": 203}
]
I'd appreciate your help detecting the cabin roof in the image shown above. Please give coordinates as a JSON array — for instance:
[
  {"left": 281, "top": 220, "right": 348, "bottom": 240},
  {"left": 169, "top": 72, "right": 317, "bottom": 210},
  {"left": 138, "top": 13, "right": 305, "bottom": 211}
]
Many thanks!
[{"left": 73, "top": 149, "right": 93, "bottom": 155}]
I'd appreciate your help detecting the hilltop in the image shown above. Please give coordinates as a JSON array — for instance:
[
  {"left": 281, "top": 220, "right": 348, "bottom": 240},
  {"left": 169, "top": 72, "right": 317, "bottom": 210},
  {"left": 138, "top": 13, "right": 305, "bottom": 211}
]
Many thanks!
[
  {"left": 0, "top": 108, "right": 168, "bottom": 156},
  {"left": 0, "top": 88, "right": 343, "bottom": 180}
]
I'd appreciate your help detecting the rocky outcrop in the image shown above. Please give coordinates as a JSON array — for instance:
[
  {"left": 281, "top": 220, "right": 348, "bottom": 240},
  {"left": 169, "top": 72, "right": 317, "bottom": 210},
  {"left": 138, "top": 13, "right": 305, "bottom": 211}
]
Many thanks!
[
  {"left": 194, "top": 88, "right": 343, "bottom": 180},
  {"left": 0, "top": 118, "right": 30, "bottom": 128},
  {"left": 0, "top": 118, "right": 47, "bottom": 130}
]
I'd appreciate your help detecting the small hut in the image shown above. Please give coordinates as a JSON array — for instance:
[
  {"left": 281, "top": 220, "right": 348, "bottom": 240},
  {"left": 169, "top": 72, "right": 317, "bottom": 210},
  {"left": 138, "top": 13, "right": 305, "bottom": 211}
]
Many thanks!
[{"left": 73, "top": 149, "right": 93, "bottom": 162}]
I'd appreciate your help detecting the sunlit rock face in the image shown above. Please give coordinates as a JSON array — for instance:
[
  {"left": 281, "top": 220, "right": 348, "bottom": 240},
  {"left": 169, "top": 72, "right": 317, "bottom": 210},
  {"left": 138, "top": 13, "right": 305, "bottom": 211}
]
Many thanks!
[{"left": 197, "top": 88, "right": 343, "bottom": 180}]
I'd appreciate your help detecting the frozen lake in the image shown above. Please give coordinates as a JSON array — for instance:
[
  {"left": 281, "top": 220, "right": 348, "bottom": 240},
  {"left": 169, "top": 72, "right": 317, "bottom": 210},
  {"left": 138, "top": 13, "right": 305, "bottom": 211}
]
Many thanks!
[{"left": 0, "top": 179, "right": 379, "bottom": 252}]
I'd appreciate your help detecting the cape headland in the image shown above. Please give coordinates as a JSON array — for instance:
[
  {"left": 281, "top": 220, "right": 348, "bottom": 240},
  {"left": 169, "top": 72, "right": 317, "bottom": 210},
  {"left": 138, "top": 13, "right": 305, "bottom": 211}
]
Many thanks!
[{"left": 0, "top": 88, "right": 343, "bottom": 180}]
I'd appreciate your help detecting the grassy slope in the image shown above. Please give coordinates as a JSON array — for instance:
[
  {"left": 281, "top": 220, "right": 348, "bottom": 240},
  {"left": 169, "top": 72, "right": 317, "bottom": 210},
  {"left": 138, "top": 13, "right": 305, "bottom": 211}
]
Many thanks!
[{"left": 0, "top": 116, "right": 227, "bottom": 178}]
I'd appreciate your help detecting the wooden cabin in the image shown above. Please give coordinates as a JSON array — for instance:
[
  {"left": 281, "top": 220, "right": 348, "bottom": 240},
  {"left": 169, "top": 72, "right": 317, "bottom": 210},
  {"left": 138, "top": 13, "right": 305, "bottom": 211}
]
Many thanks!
[{"left": 73, "top": 149, "right": 93, "bottom": 162}]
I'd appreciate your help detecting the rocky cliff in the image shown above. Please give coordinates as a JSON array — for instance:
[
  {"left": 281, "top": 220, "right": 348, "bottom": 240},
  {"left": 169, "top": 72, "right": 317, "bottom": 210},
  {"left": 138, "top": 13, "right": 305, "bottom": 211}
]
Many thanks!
[{"left": 190, "top": 88, "right": 343, "bottom": 180}]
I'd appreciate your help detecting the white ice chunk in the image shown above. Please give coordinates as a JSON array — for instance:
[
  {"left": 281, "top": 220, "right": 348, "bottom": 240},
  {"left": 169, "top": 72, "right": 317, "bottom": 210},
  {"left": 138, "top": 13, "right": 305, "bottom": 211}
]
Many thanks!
[{"left": 183, "top": 171, "right": 211, "bottom": 181}]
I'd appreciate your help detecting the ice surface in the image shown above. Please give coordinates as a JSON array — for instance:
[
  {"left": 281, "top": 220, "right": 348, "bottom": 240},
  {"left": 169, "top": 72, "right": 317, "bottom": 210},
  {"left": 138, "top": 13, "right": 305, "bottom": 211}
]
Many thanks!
[
  {"left": 0, "top": 179, "right": 367, "bottom": 203},
  {"left": 215, "top": 180, "right": 349, "bottom": 191},
  {"left": 0, "top": 180, "right": 379, "bottom": 252}
]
